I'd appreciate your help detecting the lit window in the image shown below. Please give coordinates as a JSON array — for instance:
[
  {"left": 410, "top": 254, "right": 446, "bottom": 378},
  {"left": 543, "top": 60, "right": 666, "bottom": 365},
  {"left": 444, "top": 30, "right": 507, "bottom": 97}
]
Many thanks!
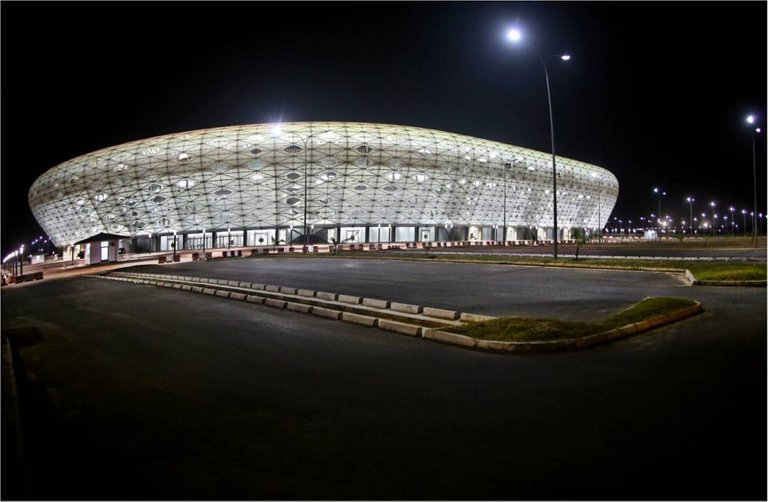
[{"left": 284, "top": 145, "right": 303, "bottom": 154}]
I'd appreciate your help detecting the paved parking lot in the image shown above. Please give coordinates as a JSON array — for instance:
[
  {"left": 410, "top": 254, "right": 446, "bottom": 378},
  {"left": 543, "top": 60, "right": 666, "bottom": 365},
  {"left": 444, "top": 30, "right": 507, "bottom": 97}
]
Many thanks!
[{"left": 2, "top": 258, "right": 765, "bottom": 500}]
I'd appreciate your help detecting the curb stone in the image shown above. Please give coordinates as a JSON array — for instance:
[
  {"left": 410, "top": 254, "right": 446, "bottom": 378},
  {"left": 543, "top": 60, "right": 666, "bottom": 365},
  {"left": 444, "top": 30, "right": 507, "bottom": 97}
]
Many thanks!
[{"left": 423, "top": 302, "right": 704, "bottom": 353}]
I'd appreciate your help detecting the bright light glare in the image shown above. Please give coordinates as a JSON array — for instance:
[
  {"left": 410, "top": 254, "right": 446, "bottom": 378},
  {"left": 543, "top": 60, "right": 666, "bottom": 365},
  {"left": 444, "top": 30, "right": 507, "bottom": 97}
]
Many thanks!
[
  {"left": 561, "top": 54, "right": 571, "bottom": 61},
  {"left": 507, "top": 29, "right": 522, "bottom": 42},
  {"left": 757, "top": 128, "right": 762, "bottom": 133},
  {"left": 746, "top": 115, "right": 755, "bottom": 124}
]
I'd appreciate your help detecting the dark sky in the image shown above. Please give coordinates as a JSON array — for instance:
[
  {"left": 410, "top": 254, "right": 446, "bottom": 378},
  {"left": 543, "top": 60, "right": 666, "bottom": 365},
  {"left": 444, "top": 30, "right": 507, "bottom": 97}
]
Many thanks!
[{"left": 2, "top": 1, "right": 766, "bottom": 254}]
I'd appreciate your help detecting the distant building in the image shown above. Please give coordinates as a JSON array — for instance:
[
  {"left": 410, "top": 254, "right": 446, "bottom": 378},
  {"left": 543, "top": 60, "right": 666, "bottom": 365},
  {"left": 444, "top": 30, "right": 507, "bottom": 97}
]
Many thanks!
[{"left": 29, "top": 122, "right": 619, "bottom": 250}]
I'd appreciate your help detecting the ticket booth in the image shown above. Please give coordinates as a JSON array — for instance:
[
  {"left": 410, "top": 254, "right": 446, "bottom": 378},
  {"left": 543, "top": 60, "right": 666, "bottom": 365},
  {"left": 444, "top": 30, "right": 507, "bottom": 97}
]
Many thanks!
[{"left": 73, "top": 232, "right": 130, "bottom": 264}]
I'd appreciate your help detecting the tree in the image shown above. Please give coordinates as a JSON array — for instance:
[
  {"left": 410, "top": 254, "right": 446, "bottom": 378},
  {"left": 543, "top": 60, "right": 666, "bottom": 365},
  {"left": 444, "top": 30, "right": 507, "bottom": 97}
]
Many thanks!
[{"left": 572, "top": 227, "right": 587, "bottom": 260}]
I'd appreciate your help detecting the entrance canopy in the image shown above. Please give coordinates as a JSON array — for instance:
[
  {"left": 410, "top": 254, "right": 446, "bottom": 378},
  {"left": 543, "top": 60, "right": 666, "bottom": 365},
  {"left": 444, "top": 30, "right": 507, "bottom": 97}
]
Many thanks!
[{"left": 72, "top": 232, "right": 131, "bottom": 246}]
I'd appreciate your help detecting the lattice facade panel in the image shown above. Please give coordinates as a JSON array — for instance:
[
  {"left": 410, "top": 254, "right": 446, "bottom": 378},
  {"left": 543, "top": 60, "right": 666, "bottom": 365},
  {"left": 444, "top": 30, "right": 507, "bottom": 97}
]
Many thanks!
[{"left": 29, "top": 122, "right": 619, "bottom": 246}]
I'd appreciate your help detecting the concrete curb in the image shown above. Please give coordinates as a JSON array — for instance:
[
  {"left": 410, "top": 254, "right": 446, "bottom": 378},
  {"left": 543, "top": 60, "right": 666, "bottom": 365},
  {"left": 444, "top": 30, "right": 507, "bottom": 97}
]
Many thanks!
[{"left": 423, "top": 302, "right": 704, "bottom": 353}]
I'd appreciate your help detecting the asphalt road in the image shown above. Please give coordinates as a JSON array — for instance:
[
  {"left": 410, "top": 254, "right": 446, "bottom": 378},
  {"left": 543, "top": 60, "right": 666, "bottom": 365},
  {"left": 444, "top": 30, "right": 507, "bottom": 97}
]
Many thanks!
[{"left": 2, "top": 259, "right": 765, "bottom": 500}]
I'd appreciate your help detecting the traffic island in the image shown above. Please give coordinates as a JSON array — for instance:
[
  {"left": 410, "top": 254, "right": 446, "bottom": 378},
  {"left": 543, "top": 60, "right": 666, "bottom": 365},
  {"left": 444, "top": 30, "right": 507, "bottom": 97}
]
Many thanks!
[{"left": 424, "top": 297, "right": 703, "bottom": 353}]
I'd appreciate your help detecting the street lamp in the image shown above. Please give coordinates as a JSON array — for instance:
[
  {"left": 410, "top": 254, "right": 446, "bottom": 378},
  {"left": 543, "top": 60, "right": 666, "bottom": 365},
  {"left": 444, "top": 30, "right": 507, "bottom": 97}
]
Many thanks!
[
  {"left": 653, "top": 188, "right": 666, "bottom": 235},
  {"left": 742, "top": 209, "right": 747, "bottom": 236},
  {"left": 686, "top": 197, "right": 695, "bottom": 238},
  {"left": 729, "top": 207, "right": 735, "bottom": 236},
  {"left": 746, "top": 115, "right": 761, "bottom": 244},
  {"left": 710, "top": 202, "right": 716, "bottom": 237},
  {"left": 507, "top": 27, "right": 570, "bottom": 259},
  {"left": 502, "top": 161, "right": 511, "bottom": 244},
  {"left": 273, "top": 125, "right": 321, "bottom": 249}
]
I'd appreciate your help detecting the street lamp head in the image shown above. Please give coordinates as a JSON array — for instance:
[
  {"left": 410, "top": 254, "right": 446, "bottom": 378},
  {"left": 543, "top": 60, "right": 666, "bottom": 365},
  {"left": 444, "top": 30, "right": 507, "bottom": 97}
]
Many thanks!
[
  {"left": 507, "top": 28, "right": 522, "bottom": 42},
  {"left": 710, "top": 201, "right": 716, "bottom": 207},
  {"left": 746, "top": 115, "right": 755, "bottom": 124},
  {"left": 653, "top": 187, "right": 658, "bottom": 193},
  {"left": 757, "top": 128, "right": 762, "bottom": 134},
  {"left": 560, "top": 54, "right": 571, "bottom": 61}
]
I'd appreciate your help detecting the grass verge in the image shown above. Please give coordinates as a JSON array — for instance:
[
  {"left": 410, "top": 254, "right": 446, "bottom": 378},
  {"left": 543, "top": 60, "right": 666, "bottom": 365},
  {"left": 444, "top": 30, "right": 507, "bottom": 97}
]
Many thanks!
[{"left": 443, "top": 297, "right": 698, "bottom": 342}]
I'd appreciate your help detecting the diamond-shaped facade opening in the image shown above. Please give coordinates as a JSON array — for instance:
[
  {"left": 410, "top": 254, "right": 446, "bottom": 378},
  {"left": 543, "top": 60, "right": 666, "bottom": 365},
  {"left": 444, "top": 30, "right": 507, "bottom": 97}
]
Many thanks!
[
  {"left": 284, "top": 145, "right": 303, "bottom": 154},
  {"left": 383, "top": 185, "right": 398, "bottom": 193},
  {"left": 142, "top": 146, "right": 160, "bottom": 156},
  {"left": 320, "top": 171, "right": 337, "bottom": 181},
  {"left": 286, "top": 172, "right": 302, "bottom": 181},
  {"left": 214, "top": 188, "right": 233, "bottom": 197},
  {"left": 321, "top": 158, "right": 337, "bottom": 167},
  {"left": 285, "top": 196, "right": 301, "bottom": 206},
  {"left": 176, "top": 179, "right": 195, "bottom": 189},
  {"left": 177, "top": 153, "right": 191, "bottom": 163},
  {"left": 385, "top": 172, "right": 401, "bottom": 182},
  {"left": 250, "top": 147, "right": 263, "bottom": 156},
  {"left": 357, "top": 145, "right": 373, "bottom": 154},
  {"left": 146, "top": 183, "right": 163, "bottom": 193},
  {"left": 354, "top": 184, "right": 369, "bottom": 192},
  {"left": 152, "top": 195, "right": 167, "bottom": 204}
]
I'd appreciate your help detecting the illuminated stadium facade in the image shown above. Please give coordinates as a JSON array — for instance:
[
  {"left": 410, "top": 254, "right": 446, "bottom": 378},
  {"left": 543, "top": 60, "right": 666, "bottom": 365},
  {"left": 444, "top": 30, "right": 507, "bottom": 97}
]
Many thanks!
[{"left": 29, "top": 122, "right": 619, "bottom": 251}]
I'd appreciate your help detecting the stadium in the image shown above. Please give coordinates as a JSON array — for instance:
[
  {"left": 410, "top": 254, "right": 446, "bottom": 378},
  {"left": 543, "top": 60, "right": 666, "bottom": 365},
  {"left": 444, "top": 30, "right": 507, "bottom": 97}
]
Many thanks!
[{"left": 28, "top": 122, "right": 619, "bottom": 252}]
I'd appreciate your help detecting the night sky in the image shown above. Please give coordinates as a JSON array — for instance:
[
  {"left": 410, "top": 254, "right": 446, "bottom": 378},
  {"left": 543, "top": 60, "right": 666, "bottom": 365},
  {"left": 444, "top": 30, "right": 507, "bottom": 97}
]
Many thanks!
[{"left": 2, "top": 1, "right": 766, "bottom": 255}]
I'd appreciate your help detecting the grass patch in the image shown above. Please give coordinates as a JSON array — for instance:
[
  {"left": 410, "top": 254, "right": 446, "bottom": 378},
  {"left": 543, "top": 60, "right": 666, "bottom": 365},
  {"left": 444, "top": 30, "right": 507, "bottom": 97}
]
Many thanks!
[
  {"left": 685, "top": 263, "right": 767, "bottom": 281},
  {"left": 443, "top": 297, "right": 698, "bottom": 343}
]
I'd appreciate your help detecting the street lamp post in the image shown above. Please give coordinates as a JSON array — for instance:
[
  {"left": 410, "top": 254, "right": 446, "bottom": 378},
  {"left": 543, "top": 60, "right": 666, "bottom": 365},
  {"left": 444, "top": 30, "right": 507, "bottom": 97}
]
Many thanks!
[
  {"left": 710, "top": 202, "right": 716, "bottom": 237},
  {"left": 274, "top": 126, "right": 320, "bottom": 250},
  {"left": 742, "top": 210, "right": 747, "bottom": 236},
  {"left": 729, "top": 207, "right": 735, "bottom": 237},
  {"left": 502, "top": 161, "right": 511, "bottom": 244},
  {"left": 653, "top": 188, "right": 666, "bottom": 237},
  {"left": 686, "top": 197, "right": 695, "bottom": 238},
  {"left": 507, "top": 28, "right": 570, "bottom": 260},
  {"left": 746, "top": 116, "right": 761, "bottom": 245}
]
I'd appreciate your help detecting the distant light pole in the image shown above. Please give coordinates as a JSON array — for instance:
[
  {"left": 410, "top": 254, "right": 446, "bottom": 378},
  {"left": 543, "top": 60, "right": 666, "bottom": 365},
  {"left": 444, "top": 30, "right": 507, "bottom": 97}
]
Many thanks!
[
  {"left": 502, "top": 161, "right": 511, "bottom": 244},
  {"left": 686, "top": 197, "right": 695, "bottom": 237},
  {"left": 742, "top": 210, "right": 747, "bottom": 236},
  {"left": 729, "top": 207, "right": 735, "bottom": 236},
  {"left": 19, "top": 245, "right": 24, "bottom": 276},
  {"left": 507, "top": 27, "right": 570, "bottom": 259},
  {"left": 653, "top": 188, "right": 666, "bottom": 237},
  {"left": 746, "top": 115, "right": 761, "bottom": 244},
  {"left": 710, "top": 202, "right": 716, "bottom": 237}
]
